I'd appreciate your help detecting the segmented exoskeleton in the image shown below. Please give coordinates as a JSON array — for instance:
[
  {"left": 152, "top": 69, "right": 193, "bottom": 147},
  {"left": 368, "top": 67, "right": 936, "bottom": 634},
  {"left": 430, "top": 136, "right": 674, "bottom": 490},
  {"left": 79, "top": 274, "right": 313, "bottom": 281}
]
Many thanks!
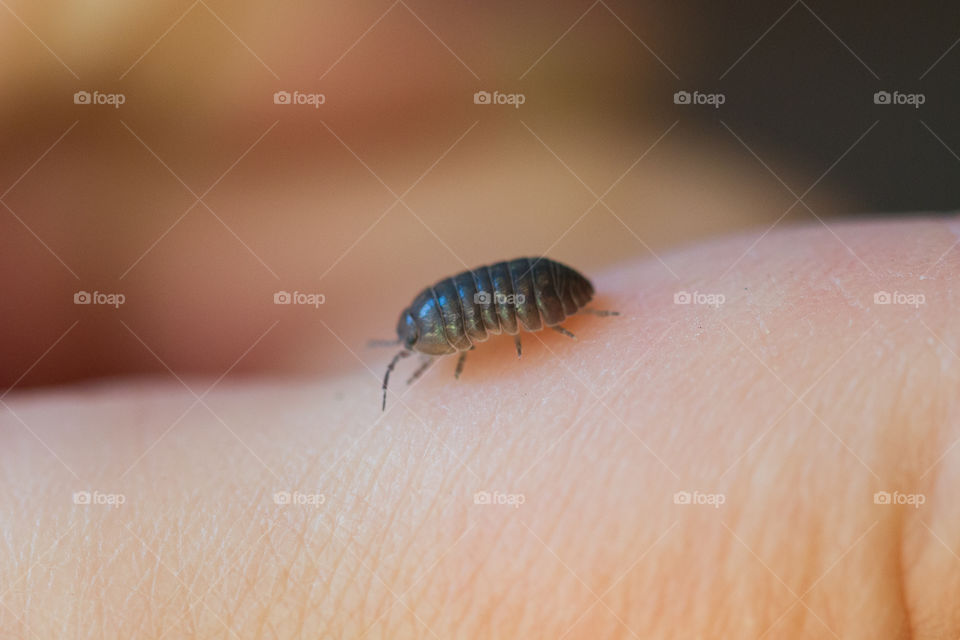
[{"left": 375, "top": 257, "right": 617, "bottom": 410}]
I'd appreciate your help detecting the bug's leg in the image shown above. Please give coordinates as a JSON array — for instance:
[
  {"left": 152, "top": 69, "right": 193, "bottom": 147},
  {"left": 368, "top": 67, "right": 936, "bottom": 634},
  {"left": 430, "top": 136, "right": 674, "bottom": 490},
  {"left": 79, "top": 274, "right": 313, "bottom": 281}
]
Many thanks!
[
  {"left": 454, "top": 346, "right": 474, "bottom": 380},
  {"left": 514, "top": 335, "right": 522, "bottom": 358},
  {"left": 381, "top": 350, "right": 410, "bottom": 411},
  {"left": 367, "top": 338, "right": 401, "bottom": 348},
  {"left": 583, "top": 308, "right": 619, "bottom": 317},
  {"left": 406, "top": 356, "right": 435, "bottom": 385},
  {"left": 551, "top": 325, "right": 577, "bottom": 340}
]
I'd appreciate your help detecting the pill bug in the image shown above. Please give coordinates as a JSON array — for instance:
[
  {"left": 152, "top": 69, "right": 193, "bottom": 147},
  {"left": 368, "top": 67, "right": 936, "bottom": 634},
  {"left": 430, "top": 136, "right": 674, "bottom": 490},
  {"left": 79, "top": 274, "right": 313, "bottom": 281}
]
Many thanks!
[{"left": 374, "top": 257, "right": 617, "bottom": 410}]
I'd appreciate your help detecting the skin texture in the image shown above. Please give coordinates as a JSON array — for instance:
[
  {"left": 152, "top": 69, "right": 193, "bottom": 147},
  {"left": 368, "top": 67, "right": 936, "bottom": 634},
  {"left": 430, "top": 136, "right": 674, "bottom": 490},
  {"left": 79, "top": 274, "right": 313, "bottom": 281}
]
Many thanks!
[{"left": 2, "top": 217, "right": 960, "bottom": 639}]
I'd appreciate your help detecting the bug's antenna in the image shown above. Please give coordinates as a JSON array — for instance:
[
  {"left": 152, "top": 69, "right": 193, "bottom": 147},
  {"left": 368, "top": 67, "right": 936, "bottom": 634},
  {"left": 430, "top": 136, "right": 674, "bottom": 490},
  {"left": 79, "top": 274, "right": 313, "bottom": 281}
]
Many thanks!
[
  {"left": 368, "top": 338, "right": 401, "bottom": 348},
  {"left": 382, "top": 350, "right": 410, "bottom": 411}
]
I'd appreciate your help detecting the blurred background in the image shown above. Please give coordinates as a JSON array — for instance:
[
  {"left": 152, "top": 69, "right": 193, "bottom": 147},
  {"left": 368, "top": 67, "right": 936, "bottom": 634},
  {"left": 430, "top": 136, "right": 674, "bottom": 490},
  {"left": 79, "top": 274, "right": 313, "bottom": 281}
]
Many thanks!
[{"left": 1, "top": 0, "right": 957, "bottom": 390}]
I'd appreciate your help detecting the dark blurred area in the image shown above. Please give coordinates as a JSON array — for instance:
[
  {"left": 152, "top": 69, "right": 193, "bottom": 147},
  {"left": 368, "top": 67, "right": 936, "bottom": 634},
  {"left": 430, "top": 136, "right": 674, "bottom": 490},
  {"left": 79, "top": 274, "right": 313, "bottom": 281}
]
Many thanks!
[
  {"left": 1, "top": 0, "right": 957, "bottom": 391},
  {"left": 681, "top": 0, "right": 960, "bottom": 213}
]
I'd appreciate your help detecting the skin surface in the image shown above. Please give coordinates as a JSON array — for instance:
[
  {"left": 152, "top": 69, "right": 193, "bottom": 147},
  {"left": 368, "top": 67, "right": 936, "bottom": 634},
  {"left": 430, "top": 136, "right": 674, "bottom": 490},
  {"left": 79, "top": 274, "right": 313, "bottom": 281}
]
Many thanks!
[{"left": 2, "top": 217, "right": 959, "bottom": 639}]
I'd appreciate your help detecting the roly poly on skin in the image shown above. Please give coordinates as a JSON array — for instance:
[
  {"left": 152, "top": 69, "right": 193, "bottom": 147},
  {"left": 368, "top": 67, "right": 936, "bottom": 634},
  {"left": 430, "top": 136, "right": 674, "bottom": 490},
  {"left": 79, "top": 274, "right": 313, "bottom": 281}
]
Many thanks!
[{"left": 375, "top": 257, "right": 617, "bottom": 410}]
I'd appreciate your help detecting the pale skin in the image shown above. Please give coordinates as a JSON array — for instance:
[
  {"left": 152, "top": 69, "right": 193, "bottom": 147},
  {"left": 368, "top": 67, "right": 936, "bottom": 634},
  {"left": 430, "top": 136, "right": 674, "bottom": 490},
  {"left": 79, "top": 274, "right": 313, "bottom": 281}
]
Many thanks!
[{"left": 2, "top": 218, "right": 959, "bottom": 639}]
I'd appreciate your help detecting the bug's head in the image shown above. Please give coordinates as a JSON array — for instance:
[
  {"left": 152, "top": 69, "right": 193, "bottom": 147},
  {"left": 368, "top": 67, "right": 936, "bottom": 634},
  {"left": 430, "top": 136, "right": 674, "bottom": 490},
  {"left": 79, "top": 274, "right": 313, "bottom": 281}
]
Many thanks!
[{"left": 396, "top": 311, "right": 419, "bottom": 349}]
